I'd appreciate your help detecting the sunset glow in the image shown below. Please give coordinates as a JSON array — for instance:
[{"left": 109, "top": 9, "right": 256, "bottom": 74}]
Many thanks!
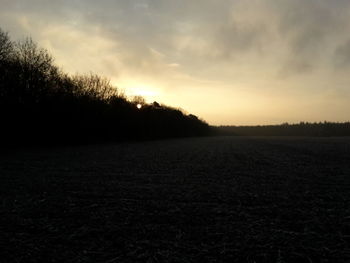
[{"left": 2, "top": 0, "right": 350, "bottom": 125}]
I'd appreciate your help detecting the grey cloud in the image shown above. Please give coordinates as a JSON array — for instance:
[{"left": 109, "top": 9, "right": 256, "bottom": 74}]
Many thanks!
[
  {"left": 278, "top": 59, "right": 313, "bottom": 78},
  {"left": 2, "top": 0, "right": 350, "bottom": 77},
  {"left": 212, "top": 21, "right": 268, "bottom": 59},
  {"left": 0, "top": 0, "right": 79, "bottom": 19},
  {"left": 277, "top": 1, "right": 339, "bottom": 54},
  {"left": 205, "top": 0, "right": 350, "bottom": 75},
  {"left": 271, "top": 0, "right": 350, "bottom": 74},
  {"left": 334, "top": 40, "right": 350, "bottom": 68}
]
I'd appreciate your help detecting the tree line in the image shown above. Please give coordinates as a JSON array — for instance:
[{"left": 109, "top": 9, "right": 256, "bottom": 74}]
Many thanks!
[
  {"left": 216, "top": 122, "right": 350, "bottom": 137},
  {"left": 0, "top": 28, "right": 210, "bottom": 146}
]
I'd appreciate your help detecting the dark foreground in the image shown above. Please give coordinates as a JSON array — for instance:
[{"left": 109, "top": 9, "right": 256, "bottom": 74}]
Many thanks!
[{"left": 1, "top": 137, "right": 350, "bottom": 262}]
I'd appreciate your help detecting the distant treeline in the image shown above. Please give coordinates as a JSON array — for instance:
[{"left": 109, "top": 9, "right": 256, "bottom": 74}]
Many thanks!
[
  {"left": 0, "top": 28, "right": 210, "bottom": 146},
  {"left": 216, "top": 122, "right": 350, "bottom": 137}
]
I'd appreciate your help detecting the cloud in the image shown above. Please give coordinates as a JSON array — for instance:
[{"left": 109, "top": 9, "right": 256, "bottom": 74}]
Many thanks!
[
  {"left": 3, "top": 0, "right": 350, "bottom": 76},
  {"left": 278, "top": 59, "right": 314, "bottom": 78},
  {"left": 1, "top": 0, "right": 350, "bottom": 124},
  {"left": 334, "top": 40, "right": 350, "bottom": 68}
]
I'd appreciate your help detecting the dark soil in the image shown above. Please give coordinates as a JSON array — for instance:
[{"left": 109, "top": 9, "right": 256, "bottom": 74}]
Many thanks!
[{"left": 1, "top": 137, "right": 350, "bottom": 262}]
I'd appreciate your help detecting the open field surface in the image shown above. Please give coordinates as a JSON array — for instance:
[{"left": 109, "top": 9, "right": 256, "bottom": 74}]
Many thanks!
[{"left": 1, "top": 137, "right": 350, "bottom": 262}]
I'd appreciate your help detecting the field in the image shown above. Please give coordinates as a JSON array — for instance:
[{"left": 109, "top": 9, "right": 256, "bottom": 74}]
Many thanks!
[{"left": 1, "top": 137, "right": 350, "bottom": 262}]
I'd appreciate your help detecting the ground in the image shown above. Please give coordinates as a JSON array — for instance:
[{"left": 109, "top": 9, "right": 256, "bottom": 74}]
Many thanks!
[{"left": 1, "top": 137, "right": 350, "bottom": 262}]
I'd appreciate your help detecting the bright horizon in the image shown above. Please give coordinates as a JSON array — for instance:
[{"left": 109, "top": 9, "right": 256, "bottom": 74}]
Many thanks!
[{"left": 1, "top": 0, "right": 350, "bottom": 125}]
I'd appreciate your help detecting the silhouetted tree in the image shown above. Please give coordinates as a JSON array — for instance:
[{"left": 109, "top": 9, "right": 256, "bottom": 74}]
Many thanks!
[
  {"left": 0, "top": 29, "right": 13, "bottom": 62},
  {"left": 0, "top": 29, "right": 14, "bottom": 103},
  {"left": 0, "top": 28, "right": 210, "bottom": 146},
  {"left": 70, "top": 73, "right": 118, "bottom": 100},
  {"left": 152, "top": 101, "right": 160, "bottom": 108},
  {"left": 12, "top": 38, "right": 58, "bottom": 104},
  {"left": 216, "top": 122, "right": 350, "bottom": 137}
]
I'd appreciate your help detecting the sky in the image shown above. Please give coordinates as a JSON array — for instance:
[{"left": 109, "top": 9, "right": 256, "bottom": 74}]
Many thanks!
[{"left": 1, "top": 0, "right": 350, "bottom": 125}]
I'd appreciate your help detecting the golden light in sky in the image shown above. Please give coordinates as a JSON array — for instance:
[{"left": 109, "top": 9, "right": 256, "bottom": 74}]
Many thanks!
[
  {"left": 112, "top": 79, "right": 161, "bottom": 103},
  {"left": 2, "top": 0, "right": 350, "bottom": 125}
]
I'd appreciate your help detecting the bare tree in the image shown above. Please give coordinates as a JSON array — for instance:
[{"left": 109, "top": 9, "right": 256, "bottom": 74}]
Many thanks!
[
  {"left": 132, "top": 95, "right": 146, "bottom": 105},
  {"left": 71, "top": 73, "right": 118, "bottom": 100},
  {"left": 14, "top": 37, "right": 55, "bottom": 77},
  {"left": 13, "top": 37, "right": 58, "bottom": 102},
  {"left": 0, "top": 28, "right": 13, "bottom": 62}
]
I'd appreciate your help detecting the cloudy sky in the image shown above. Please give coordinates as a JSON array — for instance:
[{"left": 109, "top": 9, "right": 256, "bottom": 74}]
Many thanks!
[{"left": 1, "top": 0, "right": 350, "bottom": 125}]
